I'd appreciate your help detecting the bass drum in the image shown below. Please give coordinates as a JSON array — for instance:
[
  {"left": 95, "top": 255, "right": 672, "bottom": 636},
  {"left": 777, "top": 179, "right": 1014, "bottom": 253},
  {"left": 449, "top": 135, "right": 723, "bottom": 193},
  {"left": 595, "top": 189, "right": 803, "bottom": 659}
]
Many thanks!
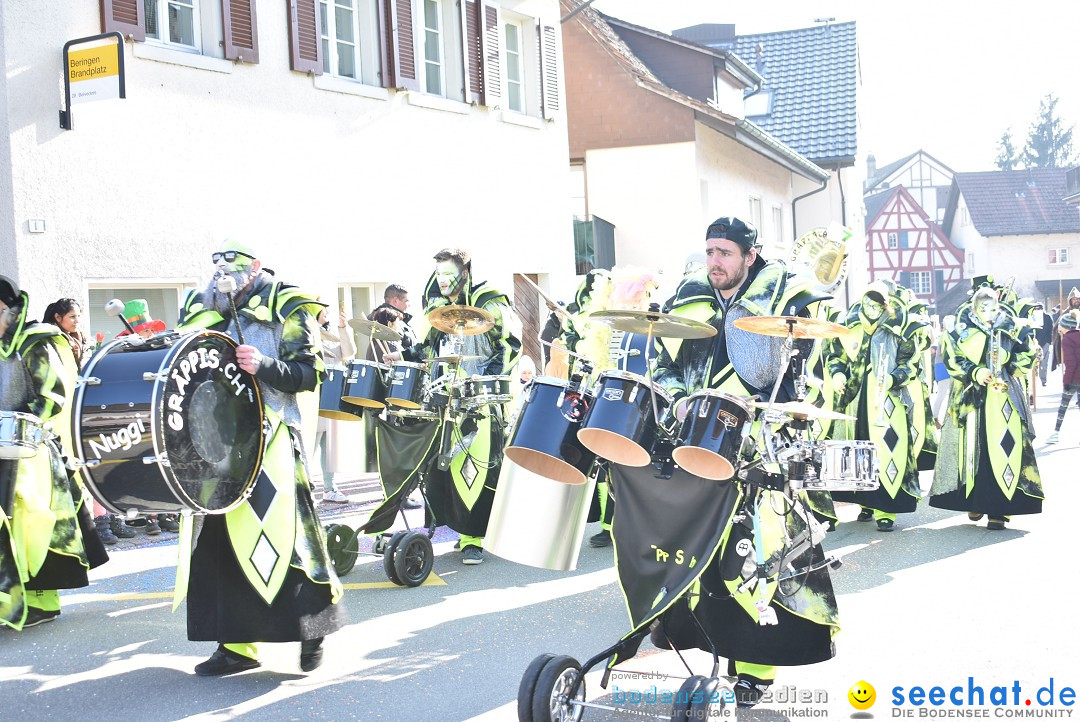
[{"left": 72, "top": 330, "right": 264, "bottom": 516}]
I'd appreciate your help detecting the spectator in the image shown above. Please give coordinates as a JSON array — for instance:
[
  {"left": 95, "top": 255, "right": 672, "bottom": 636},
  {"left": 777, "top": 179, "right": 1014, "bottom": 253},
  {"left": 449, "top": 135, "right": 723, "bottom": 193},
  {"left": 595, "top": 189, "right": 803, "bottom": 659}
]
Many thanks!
[
  {"left": 1048, "top": 310, "right": 1080, "bottom": 444},
  {"left": 1033, "top": 303, "right": 1054, "bottom": 386}
]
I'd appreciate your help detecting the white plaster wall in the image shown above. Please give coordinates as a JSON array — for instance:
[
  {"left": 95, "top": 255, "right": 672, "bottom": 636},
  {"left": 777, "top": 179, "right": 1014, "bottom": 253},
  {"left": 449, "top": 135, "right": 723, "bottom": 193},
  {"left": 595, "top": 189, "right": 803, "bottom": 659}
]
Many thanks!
[
  {"left": 3, "top": 0, "right": 573, "bottom": 325},
  {"left": 581, "top": 141, "right": 700, "bottom": 298},
  {"left": 981, "top": 233, "right": 1079, "bottom": 297},
  {"left": 948, "top": 195, "right": 985, "bottom": 276}
]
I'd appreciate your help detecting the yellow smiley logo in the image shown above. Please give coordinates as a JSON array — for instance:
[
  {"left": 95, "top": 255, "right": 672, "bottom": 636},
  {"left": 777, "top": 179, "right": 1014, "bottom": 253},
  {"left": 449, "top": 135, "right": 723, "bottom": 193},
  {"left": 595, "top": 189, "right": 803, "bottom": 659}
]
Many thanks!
[{"left": 848, "top": 681, "right": 876, "bottom": 710}]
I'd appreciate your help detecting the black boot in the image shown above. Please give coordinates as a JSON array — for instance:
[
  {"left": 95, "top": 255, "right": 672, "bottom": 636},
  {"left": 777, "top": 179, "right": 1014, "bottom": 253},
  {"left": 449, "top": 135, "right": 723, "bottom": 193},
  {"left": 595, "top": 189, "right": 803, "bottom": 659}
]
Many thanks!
[
  {"left": 110, "top": 515, "right": 136, "bottom": 539},
  {"left": 300, "top": 637, "right": 324, "bottom": 672},
  {"left": 95, "top": 516, "right": 118, "bottom": 545}
]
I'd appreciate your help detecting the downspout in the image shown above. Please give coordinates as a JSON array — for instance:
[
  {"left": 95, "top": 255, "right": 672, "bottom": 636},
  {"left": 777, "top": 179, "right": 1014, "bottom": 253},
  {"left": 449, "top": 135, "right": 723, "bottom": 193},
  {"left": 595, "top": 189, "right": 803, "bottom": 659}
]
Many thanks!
[
  {"left": 791, "top": 175, "right": 828, "bottom": 243},
  {"left": 835, "top": 162, "right": 849, "bottom": 304}
]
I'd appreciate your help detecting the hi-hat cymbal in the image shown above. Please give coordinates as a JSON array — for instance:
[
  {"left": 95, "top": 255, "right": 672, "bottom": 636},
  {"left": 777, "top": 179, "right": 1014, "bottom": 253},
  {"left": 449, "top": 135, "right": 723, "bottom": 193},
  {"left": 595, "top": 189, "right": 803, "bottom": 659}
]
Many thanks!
[
  {"left": 347, "top": 318, "right": 402, "bottom": 343},
  {"left": 733, "top": 315, "right": 847, "bottom": 340},
  {"left": 428, "top": 305, "right": 495, "bottom": 336},
  {"left": 588, "top": 310, "right": 717, "bottom": 339},
  {"left": 750, "top": 399, "right": 855, "bottom": 421},
  {"left": 428, "top": 354, "right": 483, "bottom": 364}
]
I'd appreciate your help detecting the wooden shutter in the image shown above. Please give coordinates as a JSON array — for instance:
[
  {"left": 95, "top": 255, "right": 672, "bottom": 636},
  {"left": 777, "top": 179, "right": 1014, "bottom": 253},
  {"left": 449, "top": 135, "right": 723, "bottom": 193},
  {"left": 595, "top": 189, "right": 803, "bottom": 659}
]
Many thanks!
[
  {"left": 288, "top": 0, "right": 323, "bottom": 74},
  {"left": 378, "top": 0, "right": 394, "bottom": 86},
  {"left": 481, "top": 1, "right": 501, "bottom": 106},
  {"left": 223, "top": 0, "right": 260, "bottom": 63},
  {"left": 100, "top": 0, "right": 145, "bottom": 41},
  {"left": 513, "top": 274, "right": 542, "bottom": 369},
  {"left": 538, "top": 22, "right": 559, "bottom": 119},
  {"left": 460, "top": 0, "right": 483, "bottom": 104},
  {"left": 384, "top": 0, "right": 420, "bottom": 91}
]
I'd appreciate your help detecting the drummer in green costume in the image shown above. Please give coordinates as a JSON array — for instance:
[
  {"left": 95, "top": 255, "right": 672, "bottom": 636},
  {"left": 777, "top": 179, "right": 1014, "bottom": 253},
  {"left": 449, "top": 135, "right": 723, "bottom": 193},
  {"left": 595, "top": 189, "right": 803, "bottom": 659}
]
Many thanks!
[
  {"left": 0, "top": 276, "right": 108, "bottom": 630},
  {"left": 174, "top": 241, "right": 344, "bottom": 675},
  {"left": 929, "top": 278, "right": 1042, "bottom": 529},
  {"left": 652, "top": 218, "right": 840, "bottom": 709},
  {"left": 386, "top": 248, "right": 521, "bottom": 565},
  {"left": 827, "top": 280, "right": 922, "bottom": 531}
]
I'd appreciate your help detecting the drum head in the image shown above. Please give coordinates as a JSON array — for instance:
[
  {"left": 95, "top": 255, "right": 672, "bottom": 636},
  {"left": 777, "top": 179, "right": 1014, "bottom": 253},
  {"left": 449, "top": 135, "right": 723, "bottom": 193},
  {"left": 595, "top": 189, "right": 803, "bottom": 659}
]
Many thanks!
[
  {"left": 505, "top": 447, "right": 589, "bottom": 485},
  {"left": 159, "top": 332, "right": 264, "bottom": 512},
  {"left": 577, "top": 428, "right": 651, "bottom": 468},
  {"left": 671, "top": 446, "right": 735, "bottom": 481}
]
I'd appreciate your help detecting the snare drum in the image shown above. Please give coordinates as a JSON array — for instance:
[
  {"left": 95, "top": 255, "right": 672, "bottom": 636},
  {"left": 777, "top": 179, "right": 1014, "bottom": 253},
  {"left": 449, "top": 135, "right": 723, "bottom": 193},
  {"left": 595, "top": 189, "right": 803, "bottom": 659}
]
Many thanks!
[
  {"left": 341, "top": 359, "right": 389, "bottom": 409},
  {"left": 795, "top": 440, "right": 880, "bottom": 492},
  {"left": 320, "top": 366, "right": 365, "bottom": 421},
  {"left": 0, "top": 410, "right": 45, "bottom": 459},
  {"left": 386, "top": 361, "right": 429, "bottom": 409},
  {"left": 504, "top": 377, "right": 596, "bottom": 485},
  {"left": 577, "top": 370, "right": 671, "bottom": 467},
  {"left": 672, "top": 390, "right": 754, "bottom": 481},
  {"left": 463, "top": 375, "right": 512, "bottom": 408},
  {"left": 72, "top": 330, "right": 264, "bottom": 516}
]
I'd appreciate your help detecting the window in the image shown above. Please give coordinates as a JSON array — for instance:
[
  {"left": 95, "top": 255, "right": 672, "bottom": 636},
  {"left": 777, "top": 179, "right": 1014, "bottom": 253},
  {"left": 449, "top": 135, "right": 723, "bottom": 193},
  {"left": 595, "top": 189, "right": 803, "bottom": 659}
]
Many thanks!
[
  {"left": 145, "top": 0, "right": 200, "bottom": 50},
  {"left": 321, "top": 0, "right": 357, "bottom": 79},
  {"left": 503, "top": 20, "right": 525, "bottom": 113},
  {"left": 770, "top": 205, "right": 783, "bottom": 246},
  {"left": 1050, "top": 248, "right": 1071, "bottom": 265},
  {"left": 909, "top": 271, "right": 932, "bottom": 295},
  {"left": 748, "top": 196, "right": 762, "bottom": 232},
  {"left": 421, "top": 0, "right": 444, "bottom": 96},
  {"left": 87, "top": 285, "right": 186, "bottom": 342},
  {"left": 744, "top": 89, "right": 773, "bottom": 117},
  {"left": 887, "top": 232, "right": 898, "bottom": 249},
  {"left": 967, "top": 252, "right": 975, "bottom": 270}
]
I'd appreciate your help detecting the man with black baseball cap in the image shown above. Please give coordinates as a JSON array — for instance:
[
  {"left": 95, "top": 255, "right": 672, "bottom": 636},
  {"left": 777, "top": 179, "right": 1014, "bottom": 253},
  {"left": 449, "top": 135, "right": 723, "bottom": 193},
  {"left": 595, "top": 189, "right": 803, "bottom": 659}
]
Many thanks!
[{"left": 645, "top": 217, "right": 839, "bottom": 708}]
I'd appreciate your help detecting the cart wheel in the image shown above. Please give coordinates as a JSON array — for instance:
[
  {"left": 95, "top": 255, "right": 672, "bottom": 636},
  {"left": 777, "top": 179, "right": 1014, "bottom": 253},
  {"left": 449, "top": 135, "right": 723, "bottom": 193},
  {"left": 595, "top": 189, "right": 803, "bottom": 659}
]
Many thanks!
[
  {"left": 325, "top": 524, "right": 359, "bottom": 576},
  {"left": 670, "top": 675, "right": 706, "bottom": 721},
  {"left": 530, "top": 655, "right": 585, "bottom": 722},
  {"left": 393, "top": 530, "right": 434, "bottom": 587},
  {"left": 382, "top": 530, "right": 408, "bottom": 585},
  {"left": 517, "top": 653, "right": 555, "bottom": 722},
  {"left": 693, "top": 677, "right": 724, "bottom": 715},
  {"left": 372, "top": 533, "right": 391, "bottom": 556}
]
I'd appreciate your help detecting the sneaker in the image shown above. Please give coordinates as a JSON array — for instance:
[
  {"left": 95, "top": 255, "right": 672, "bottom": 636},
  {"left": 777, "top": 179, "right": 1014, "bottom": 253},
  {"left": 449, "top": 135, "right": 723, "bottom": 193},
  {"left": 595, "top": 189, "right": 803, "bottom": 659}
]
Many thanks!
[
  {"left": 462, "top": 546, "right": 484, "bottom": 565},
  {"left": 95, "top": 516, "right": 118, "bottom": 545},
  {"left": 402, "top": 493, "right": 423, "bottom": 510},
  {"left": 588, "top": 529, "right": 612, "bottom": 547},
  {"left": 144, "top": 517, "right": 161, "bottom": 535},
  {"left": 876, "top": 518, "right": 895, "bottom": 532},
  {"left": 857, "top": 508, "right": 874, "bottom": 522},
  {"left": 322, "top": 490, "right": 349, "bottom": 504},
  {"left": 734, "top": 678, "right": 770, "bottom": 709},
  {"left": 1047, "top": 431, "right": 1060, "bottom": 444},
  {"left": 300, "top": 637, "right": 324, "bottom": 672},
  {"left": 23, "top": 608, "right": 60, "bottom": 628},
  {"left": 194, "top": 646, "right": 261, "bottom": 676},
  {"left": 159, "top": 515, "right": 180, "bottom": 533},
  {"left": 109, "top": 515, "right": 136, "bottom": 539}
]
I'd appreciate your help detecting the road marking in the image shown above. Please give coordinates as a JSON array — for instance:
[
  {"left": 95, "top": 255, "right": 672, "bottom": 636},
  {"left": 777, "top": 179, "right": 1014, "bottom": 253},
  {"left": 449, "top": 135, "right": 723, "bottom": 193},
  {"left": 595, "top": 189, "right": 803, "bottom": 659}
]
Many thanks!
[{"left": 342, "top": 572, "right": 446, "bottom": 589}]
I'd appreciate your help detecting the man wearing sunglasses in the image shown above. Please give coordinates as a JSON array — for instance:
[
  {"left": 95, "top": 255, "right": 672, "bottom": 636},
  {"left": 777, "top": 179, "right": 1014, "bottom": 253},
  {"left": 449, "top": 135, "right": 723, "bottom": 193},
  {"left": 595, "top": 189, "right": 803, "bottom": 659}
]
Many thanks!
[
  {"left": 174, "top": 241, "right": 345, "bottom": 677},
  {"left": 1, "top": 276, "right": 109, "bottom": 631}
]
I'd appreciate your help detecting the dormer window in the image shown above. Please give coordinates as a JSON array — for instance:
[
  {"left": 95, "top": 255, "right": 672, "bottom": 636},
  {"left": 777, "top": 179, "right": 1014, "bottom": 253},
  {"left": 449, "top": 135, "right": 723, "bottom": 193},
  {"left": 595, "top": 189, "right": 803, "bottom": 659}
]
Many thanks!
[{"left": 744, "top": 89, "right": 773, "bottom": 117}]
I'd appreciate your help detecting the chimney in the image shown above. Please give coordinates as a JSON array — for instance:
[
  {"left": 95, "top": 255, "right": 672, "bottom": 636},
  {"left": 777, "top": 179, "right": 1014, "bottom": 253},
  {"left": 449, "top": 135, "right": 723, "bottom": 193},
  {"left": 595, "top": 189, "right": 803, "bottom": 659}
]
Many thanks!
[{"left": 867, "top": 154, "right": 877, "bottom": 179}]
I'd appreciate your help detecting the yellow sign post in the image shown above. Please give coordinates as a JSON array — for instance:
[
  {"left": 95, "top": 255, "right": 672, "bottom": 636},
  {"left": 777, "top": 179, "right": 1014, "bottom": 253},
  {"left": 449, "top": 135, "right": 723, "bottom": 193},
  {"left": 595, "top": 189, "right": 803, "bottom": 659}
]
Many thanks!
[{"left": 60, "top": 32, "right": 126, "bottom": 130}]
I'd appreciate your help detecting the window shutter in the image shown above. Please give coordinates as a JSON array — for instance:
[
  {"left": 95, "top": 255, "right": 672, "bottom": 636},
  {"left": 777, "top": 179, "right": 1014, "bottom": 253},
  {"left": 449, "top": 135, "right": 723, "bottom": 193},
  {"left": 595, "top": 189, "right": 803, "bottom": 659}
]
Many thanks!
[
  {"left": 460, "top": 0, "right": 483, "bottom": 104},
  {"left": 481, "top": 1, "right": 501, "bottom": 106},
  {"left": 378, "top": 0, "right": 394, "bottom": 87},
  {"left": 288, "top": 0, "right": 323, "bottom": 74},
  {"left": 222, "top": 0, "right": 260, "bottom": 63},
  {"left": 898, "top": 271, "right": 911, "bottom": 288},
  {"left": 385, "top": 0, "right": 420, "bottom": 91},
  {"left": 538, "top": 22, "right": 559, "bottom": 119},
  {"left": 100, "top": 0, "right": 145, "bottom": 41}
]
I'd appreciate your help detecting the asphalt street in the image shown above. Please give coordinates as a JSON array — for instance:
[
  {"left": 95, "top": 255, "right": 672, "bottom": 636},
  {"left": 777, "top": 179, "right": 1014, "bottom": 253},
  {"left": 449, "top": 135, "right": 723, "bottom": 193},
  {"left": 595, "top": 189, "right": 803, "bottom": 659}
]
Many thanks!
[{"left": 2, "top": 375, "right": 1078, "bottom": 721}]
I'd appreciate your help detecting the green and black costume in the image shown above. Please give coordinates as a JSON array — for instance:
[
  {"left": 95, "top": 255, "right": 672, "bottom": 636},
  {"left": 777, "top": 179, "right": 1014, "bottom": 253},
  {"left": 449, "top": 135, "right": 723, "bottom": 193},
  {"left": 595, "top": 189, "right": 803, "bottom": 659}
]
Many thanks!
[
  {"left": 173, "top": 273, "right": 344, "bottom": 649},
  {"left": 1, "top": 314, "right": 107, "bottom": 630}
]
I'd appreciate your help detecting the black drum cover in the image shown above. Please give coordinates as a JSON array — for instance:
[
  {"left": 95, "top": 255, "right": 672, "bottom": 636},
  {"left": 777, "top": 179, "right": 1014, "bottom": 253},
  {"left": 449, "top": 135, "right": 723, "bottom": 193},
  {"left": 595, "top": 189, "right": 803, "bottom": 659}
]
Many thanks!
[{"left": 73, "top": 331, "right": 264, "bottom": 515}]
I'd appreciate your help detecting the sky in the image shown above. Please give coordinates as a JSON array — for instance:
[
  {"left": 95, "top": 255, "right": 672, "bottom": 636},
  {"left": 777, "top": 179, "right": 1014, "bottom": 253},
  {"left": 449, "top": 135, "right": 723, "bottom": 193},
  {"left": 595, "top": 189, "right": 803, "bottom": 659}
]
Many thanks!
[{"left": 587, "top": 0, "right": 1080, "bottom": 173}]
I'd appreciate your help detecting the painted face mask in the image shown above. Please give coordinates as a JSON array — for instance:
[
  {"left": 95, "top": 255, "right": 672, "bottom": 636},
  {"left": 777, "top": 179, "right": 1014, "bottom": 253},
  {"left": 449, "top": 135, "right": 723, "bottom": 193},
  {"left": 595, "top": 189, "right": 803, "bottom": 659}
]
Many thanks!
[
  {"left": 435, "top": 261, "right": 467, "bottom": 298},
  {"left": 862, "top": 297, "right": 884, "bottom": 321},
  {"left": 975, "top": 298, "right": 999, "bottom": 325}
]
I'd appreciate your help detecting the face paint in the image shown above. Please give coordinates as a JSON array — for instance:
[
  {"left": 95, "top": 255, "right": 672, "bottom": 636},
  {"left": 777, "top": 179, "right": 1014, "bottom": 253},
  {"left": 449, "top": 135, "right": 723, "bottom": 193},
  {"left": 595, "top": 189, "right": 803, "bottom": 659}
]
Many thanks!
[
  {"left": 435, "top": 260, "right": 466, "bottom": 298},
  {"left": 0, "top": 302, "right": 13, "bottom": 337},
  {"left": 862, "top": 298, "right": 884, "bottom": 321},
  {"left": 975, "top": 298, "right": 998, "bottom": 324}
]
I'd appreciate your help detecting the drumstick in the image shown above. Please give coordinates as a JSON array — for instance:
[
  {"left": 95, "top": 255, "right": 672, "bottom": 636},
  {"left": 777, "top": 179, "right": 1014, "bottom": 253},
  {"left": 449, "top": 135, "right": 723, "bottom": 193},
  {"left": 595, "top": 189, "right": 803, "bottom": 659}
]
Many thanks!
[
  {"left": 374, "top": 337, "right": 391, "bottom": 362},
  {"left": 518, "top": 275, "right": 574, "bottom": 323}
]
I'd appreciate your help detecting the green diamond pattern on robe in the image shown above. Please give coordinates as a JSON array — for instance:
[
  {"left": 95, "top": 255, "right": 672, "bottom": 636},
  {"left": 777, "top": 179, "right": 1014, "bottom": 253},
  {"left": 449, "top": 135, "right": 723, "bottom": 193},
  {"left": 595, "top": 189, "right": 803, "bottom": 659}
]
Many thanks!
[
  {"left": 1002, "top": 465, "right": 1015, "bottom": 489},
  {"left": 1000, "top": 428, "right": 1015, "bottom": 458},
  {"left": 884, "top": 395, "right": 896, "bottom": 418},
  {"left": 250, "top": 532, "right": 280, "bottom": 585},
  {"left": 886, "top": 459, "right": 898, "bottom": 483},
  {"left": 247, "top": 470, "right": 277, "bottom": 521},
  {"left": 1001, "top": 398, "right": 1012, "bottom": 423},
  {"left": 460, "top": 456, "right": 478, "bottom": 490}
]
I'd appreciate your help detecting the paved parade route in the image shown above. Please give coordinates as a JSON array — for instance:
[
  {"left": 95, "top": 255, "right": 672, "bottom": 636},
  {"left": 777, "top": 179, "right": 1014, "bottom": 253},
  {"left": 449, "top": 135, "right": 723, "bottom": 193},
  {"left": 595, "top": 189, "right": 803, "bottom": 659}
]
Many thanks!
[{"left": 3, "top": 378, "right": 1078, "bottom": 721}]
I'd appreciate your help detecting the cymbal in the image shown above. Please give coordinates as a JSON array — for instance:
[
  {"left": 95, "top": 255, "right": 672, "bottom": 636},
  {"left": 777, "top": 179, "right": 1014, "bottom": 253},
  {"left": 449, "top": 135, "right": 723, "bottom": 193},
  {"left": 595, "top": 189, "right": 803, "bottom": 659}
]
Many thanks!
[
  {"left": 348, "top": 318, "right": 402, "bottom": 343},
  {"left": 750, "top": 399, "right": 855, "bottom": 421},
  {"left": 733, "top": 315, "right": 847, "bottom": 340},
  {"left": 320, "top": 327, "right": 341, "bottom": 343},
  {"left": 428, "top": 305, "right": 495, "bottom": 336},
  {"left": 588, "top": 310, "right": 717, "bottom": 339},
  {"left": 428, "top": 354, "right": 483, "bottom": 364}
]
